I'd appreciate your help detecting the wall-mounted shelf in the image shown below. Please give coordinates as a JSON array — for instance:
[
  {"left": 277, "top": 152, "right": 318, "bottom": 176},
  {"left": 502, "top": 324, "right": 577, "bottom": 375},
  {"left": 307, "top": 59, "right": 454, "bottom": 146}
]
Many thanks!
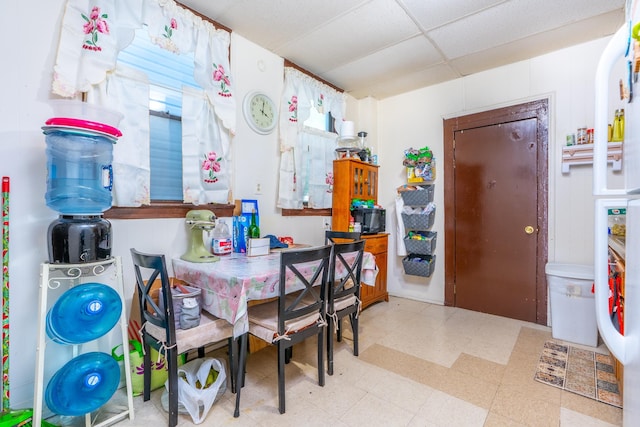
[{"left": 561, "top": 142, "right": 623, "bottom": 173}]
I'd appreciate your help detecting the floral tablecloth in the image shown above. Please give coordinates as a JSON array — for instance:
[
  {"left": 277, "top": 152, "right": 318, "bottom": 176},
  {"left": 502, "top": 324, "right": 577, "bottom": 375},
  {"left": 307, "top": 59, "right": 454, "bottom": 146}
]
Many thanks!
[{"left": 172, "top": 251, "right": 378, "bottom": 337}]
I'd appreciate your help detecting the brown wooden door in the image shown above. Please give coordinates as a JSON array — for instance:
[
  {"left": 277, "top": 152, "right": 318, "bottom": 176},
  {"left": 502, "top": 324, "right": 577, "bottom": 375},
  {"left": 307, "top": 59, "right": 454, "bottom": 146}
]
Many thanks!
[
  {"left": 444, "top": 100, "right": 549, "bottom": 324},
  {"left": 454, "top": 120, "right": 538, "bottom": 321}
]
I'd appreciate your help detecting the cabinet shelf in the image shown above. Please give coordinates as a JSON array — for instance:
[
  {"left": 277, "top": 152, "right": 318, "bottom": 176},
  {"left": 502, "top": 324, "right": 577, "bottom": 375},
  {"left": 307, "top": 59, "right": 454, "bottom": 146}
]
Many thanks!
[
  {"left": 561, "top": 142, "right": 622, "bottom": 173},
  {"left": 332, "top": 159, "right": 388, "bottom": 308}
]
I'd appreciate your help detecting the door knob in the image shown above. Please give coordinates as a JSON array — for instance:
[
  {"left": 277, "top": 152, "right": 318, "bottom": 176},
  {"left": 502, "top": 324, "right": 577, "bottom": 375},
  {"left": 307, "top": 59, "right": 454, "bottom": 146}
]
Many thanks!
[{"left": 524, "top": 225, "right": 535, "bottom": 234}]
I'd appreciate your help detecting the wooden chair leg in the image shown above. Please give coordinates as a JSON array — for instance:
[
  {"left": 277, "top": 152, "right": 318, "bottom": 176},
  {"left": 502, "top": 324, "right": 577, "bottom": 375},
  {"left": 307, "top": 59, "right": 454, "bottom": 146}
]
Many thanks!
[
  {"left": 351, "top": 313, "right": 359, "bottom": 356},
  {"left": 278, "top": 343, "right": 287, "bottom": 414},
  {"left": 337, "top": 318, "right": 343, "bottom": 342},
  {"left": 318, "top": 328, "right": 325, "bottom": 387},
  {"left": 143, "top": 341, "right": 152, "bottom": 402},
  {"left": 234, "top": 334, "right": 247, "bottom": 418},
  {"left": 285, "top": 346, "right": 292, "bottom": 364},
  {"left": 327, "top": 315, "right": 334, "bottom": 376},
  {"left": 167, "top": 348, "right": 179, "bottom": 427}
]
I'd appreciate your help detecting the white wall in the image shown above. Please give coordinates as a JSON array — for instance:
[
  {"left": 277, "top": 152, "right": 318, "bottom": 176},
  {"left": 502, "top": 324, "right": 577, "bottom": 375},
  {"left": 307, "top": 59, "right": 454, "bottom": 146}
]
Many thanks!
[
  {"left": 0, "top": 0, "right": 625, "bottom": 410},
  {"left": 0, "top": 1, "right": 342, "bottom": 409},
  {"left": 374, "top": 37, "right": 625, "bottom": 305}
]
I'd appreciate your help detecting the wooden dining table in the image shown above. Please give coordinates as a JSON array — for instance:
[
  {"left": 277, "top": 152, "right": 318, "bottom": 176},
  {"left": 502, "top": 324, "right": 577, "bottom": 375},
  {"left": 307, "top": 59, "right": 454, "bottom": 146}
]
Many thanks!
[{"left": 172, "top": 249, "right": 378, "bottom": 338}]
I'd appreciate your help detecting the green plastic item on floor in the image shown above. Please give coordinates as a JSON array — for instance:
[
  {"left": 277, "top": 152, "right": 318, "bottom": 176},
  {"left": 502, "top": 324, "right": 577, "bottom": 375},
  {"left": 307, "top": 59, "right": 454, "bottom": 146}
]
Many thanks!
[{"left": 0, "top": 409, "right": 57, "bottom": 427}]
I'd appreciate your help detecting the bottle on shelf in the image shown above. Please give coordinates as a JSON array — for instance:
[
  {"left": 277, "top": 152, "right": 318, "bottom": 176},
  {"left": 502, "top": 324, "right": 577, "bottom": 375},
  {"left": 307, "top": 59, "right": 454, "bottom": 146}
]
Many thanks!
[
  {"left": 248, "top": 209, "right": 260, "bottom": 238},
  {"left": 612, "top": 109, "right": 624, "bottom": 142}
]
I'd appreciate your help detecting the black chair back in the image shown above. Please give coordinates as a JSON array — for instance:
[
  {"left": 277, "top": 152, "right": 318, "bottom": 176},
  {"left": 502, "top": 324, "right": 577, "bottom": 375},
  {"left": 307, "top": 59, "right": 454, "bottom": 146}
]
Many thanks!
[
  {"left": 325, "top": 230, "right": 361, "bottom": 244},
  {"left": 278, "top": 245, "right": 332, "bottom": 335},
  {"left": 330, "top": 240, "right": 365, "bottom": 305},
  {"left": 130, "top": 249, "right": 176, "bottom": 347}
]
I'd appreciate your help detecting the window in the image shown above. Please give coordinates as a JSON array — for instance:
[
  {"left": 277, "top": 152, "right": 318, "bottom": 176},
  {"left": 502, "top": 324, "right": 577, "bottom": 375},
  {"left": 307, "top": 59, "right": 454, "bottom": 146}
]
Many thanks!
[
  {"left": 51, "top": 1, "right": 237, "bottom": 219},
  {"left": 118, "top": 29, "right": 198, "bottom": 201}
]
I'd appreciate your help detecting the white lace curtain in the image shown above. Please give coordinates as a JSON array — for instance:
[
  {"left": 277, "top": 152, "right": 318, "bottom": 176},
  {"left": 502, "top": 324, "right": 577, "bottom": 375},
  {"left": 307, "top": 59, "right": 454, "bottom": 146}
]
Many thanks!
[
  {"left": 52, "top": 0, "right": 235, "bottom": 205},
  {"left": 278, "top": 67, "right": 345, "bottom": 209}
]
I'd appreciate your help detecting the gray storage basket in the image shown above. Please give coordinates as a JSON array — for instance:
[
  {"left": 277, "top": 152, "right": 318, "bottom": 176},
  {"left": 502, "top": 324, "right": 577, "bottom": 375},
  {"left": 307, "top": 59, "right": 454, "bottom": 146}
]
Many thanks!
[
  {"left": 402, "top": 254, "right": 436, "bottom": 277},
  {"left": 158, "top": 284, "right": 202, "bottom": 329},
  {"left": 403, "top": 231, "right": 437, "bottom": 255},
  {"left": 400, "top": 185, "right": 434, "bottom": 206},
  {"left": 402, "top": 208, "right": 435, "bottom": 231}
]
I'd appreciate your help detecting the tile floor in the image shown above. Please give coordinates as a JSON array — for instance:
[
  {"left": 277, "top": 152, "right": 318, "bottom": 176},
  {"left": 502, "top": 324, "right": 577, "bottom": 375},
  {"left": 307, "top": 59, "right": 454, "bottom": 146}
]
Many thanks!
[{"left": 87, "top": 297, "right": 623, "bottom": 426}]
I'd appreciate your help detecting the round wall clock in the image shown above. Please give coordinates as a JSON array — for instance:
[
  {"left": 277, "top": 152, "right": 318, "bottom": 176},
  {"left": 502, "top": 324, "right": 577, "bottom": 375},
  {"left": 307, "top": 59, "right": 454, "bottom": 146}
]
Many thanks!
[{"left": 243, "top": 91, "right": 278, "bottom": 134}]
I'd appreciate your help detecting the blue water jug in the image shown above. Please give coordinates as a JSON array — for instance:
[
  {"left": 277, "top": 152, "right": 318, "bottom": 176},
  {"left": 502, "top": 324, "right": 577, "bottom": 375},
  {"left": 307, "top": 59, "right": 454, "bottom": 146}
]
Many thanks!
[
  {"left": 46, "top": 282, "right": 122, "bottom": 345},
  {"left": 44, "top": 129, "right": 115, "bottom": 214},
  {"left": 45, "top": 352, "right": 120, "bottom": 416}
]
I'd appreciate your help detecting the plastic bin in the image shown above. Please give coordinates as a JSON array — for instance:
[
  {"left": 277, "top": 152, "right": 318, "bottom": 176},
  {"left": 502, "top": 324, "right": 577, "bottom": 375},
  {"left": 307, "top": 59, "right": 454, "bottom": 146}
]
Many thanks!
[
  {"left": 403, "top": 231, "right": 437, "bottom": 255},
  {"left": 158, "top": 285, "right": 202, "bottom": 330},
  {"left": 401, "top": 208, "right": 435, "bottom": 231},
  {"left": 402, "top": 254, "right": 435, "bottom": 277},
  {"left": 546, "top": 263, "right": 597, "bottom": 347},
  {"left": 400, "top": 185, "right": 434, "bottom": 206}
]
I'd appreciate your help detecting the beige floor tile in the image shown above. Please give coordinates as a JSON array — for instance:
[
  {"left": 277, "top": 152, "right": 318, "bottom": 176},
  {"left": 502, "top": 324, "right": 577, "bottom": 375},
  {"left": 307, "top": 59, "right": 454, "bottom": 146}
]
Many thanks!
[
  {"left": 490, "top": 385, "right": 561, "bottom": 426},
  {"left": 339, "top": 392, "right": 415, "bottom": 427},
  {"left": 366, "top": 370, "right": 435, "bottom": 413},
  {"left": 560, "top": 407, "right": 621, "bottom": 427},
  {"left": 561, "top": 391, "right": 622, "bottom": 426},
  {"left": 483, "top": 411, "right": 527, "bottom": 427},
  {"left": 433, "top": 367, "right": 498, "bottom": 409},
  {"left": 90, "top": 297, "right": 624, "bottom": 427},
  {"left": 450, "top": 353, "right": 505, "bottom": 385},
  {"left": 411, "top": 389, "right": 488, "bottom": 427}
]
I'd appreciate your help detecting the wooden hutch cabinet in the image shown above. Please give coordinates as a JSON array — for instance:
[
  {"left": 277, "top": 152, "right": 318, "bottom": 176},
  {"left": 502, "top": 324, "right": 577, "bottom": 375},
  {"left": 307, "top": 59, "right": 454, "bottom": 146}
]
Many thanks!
[{"left": 332, "top": 158, "right": 388, "bottom": 309}]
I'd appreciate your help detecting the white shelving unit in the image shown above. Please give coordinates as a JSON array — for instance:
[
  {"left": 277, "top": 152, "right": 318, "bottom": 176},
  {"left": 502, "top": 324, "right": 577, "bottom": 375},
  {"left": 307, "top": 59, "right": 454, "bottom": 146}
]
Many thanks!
[
  {"left": 34, "top": 257, "right": 134, "bottom": 427},
  {"left": 561, "top": 142, "right": 623, "bottom": 173}
]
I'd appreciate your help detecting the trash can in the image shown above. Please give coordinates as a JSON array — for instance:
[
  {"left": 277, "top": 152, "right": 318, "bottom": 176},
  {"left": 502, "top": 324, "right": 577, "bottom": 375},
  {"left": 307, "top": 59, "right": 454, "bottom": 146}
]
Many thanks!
[{"left": 546, "top": 263, "right": 598, "bottom": 347}]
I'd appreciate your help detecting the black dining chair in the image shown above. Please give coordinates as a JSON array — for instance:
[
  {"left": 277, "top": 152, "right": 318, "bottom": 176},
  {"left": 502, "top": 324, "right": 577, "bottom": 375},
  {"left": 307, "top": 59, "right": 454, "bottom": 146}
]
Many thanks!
[
  {"left": 130, "top": 249, "right": 245, "bottom": 425},
  {"left": 326, "top": 239, "right": 365, "bottom": 375},
  {"left": 325, "top": 230, "right": 361, "bottom": 244},
  {"left": 242, "top": 245, "right": 332, "bottom": 414}
]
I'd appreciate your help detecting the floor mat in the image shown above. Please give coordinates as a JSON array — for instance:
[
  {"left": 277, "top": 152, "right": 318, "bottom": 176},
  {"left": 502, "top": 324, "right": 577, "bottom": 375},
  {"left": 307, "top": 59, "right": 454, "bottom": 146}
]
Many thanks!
[{"left": 534, "top": 340, "right": 622, "bottom": 408}]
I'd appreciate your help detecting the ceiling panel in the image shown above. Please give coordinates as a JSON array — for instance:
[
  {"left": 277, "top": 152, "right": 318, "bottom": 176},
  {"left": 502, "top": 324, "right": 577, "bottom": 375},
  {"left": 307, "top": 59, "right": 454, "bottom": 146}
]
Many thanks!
[
  {"left": 179, "top": 0, "right": 625, "bottom": 99},
  {"left": 449, "top": 9, "right": 626, "bottom": 76},
  {"left": 322, "top": 36, "right": 444, "bottom": 92},
  {"left": 398, "top": 0, "right": 506, "bottom": 30},
  {"left": 428, "top": 0, "right": 625, "bottom": 59},
  {"left": 275, "top": 0, "right": 420, "bottom": 73}
]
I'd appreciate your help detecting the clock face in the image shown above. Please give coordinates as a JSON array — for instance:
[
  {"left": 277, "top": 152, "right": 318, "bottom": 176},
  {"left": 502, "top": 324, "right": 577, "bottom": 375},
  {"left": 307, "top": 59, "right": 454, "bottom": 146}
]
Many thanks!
[{"left": 244, "top": 92, "right": 278, "bottom": 134}]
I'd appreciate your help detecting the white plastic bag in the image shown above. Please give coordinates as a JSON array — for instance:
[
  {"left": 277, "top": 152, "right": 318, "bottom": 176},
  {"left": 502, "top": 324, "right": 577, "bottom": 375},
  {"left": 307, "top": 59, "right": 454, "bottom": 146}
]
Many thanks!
[{"left": 161, "top": 357, "right": 227, "bottom": 424}]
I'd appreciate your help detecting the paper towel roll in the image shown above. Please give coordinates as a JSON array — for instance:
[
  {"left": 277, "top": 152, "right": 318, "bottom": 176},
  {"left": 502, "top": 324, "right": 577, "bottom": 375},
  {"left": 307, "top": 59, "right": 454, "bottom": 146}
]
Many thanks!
[{"left": 341, "top": 121, "right": 355, "bottom": 138}]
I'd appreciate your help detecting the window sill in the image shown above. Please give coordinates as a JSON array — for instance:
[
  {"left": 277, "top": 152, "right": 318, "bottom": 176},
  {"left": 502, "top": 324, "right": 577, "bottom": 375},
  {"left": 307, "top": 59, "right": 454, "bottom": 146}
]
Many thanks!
[
  {"left": 281, "top": 207, "right": 331, "bottom": 217},
  {"left": 103, "top": 201, "right": 235, "bottom": 220}
]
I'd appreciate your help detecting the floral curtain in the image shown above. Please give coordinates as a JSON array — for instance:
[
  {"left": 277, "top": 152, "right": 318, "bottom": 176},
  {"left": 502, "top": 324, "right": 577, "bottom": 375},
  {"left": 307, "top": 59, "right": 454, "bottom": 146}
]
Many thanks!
[
  {"left": 182, "top": 86, "right": 231, "bottom": 204},
  {"left": 86, "top": 65, "right": 151, "bottom": 206},
  {"left": 278, "top": 67, "right": 345, "bottom": 209},
  {"left": 51, "top": 0, "right": 235, "bottom": 206}
]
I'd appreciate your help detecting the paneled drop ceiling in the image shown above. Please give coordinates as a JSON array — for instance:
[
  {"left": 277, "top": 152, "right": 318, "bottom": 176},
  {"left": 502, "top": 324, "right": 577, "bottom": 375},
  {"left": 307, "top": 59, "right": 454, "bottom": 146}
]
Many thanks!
[{"left": 180, "top": 0, "right": 625, "bottom": 100}]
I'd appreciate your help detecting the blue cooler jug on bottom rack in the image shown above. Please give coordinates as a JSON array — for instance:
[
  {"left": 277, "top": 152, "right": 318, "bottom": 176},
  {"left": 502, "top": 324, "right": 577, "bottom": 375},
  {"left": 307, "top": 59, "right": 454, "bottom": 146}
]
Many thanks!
[
  {"left": 44, "top": 129, "right": 115, "bottom": 215},
  {"left": 45, "top": 352, "right": 120, "bottom": 416}
]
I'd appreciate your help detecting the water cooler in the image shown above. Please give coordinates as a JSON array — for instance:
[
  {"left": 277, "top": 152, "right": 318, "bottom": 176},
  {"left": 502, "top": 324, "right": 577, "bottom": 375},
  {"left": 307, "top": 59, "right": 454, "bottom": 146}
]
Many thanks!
[
  {"left": 43, "top": 101, "right": 122, "bottom": 263},
  {"left": 33, "top": 102, "right": 135, "bottom": 426}
]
